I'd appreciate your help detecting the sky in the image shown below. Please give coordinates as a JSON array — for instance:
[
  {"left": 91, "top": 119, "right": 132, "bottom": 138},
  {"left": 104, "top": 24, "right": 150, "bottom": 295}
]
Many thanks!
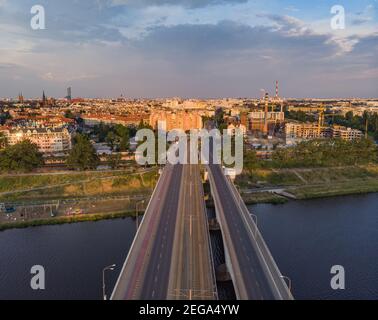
[{"left": 0, "top": 0, "right": 377, "bottom": 99}]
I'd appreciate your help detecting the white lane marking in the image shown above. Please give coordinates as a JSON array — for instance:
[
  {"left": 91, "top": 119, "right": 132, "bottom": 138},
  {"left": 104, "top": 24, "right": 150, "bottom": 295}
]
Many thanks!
[{"left": 190, "top": 215, "right": 192, "bottom": 237}]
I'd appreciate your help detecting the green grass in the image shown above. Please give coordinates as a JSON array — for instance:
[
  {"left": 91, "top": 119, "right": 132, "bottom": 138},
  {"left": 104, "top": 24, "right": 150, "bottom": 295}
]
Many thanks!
[
  {"left": 265, "top": 172, "right": 303, "bottom": 186},
  {"left": 0, "top": 210, "right": 140, "bottom": 232},
  {"left": 242, "top": 192, "right": 288, "bottom": 205},
  {"left": 238, "top": 165, "right": 378, "bottom": 187},
  {"left": 0, "top": 171, "right": 132, "bottom": 193},
  {"left": 0, "top": 169, "right": 158, "bottom": 202},
  {"left": 289, "top": 179, "right": 378, "bottom": 200},
  {"left": 236, "top": 165, "right": 378, "bottom": 201}
]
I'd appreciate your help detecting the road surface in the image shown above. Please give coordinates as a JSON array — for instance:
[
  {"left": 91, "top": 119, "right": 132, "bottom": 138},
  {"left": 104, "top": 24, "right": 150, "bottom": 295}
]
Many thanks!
[
  {"left": 208, "top": 162, "right": 293, "bottom": 300},
  {"left": 167, "top": 164, "right": 217, "bottom": 300},
  {"left": 112, "top": 161, "right": 216, "bottom": 300}
]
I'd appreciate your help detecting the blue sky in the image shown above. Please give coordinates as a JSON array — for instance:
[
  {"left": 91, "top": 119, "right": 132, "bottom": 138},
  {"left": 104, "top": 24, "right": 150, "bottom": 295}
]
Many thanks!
[{"left": 0, "top": 0, "right": 377, "bottom": 98}]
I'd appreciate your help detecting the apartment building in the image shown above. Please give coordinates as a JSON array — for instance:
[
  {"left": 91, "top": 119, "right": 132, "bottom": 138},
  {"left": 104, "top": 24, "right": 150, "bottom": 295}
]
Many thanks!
[
  {"left": 248, "top": 111, "right": 285, "bottom": 132},
  {"left": 81, "top": 114, "right": 149, "bottom": 127},
  {"left": 149, "top": 111, "right": 203, "bottom": 131},
  {"left": 1, "top": 127, "right": 72, "bottom": 153},
  {"left": 332, "top": 125, "right": 363, "bottom": 141},
  {"left": 285, "top": 122, "right": 363, "bottom": 141},
  {"left": 285, "top": 122, "right": 330, "bottom": 139}
]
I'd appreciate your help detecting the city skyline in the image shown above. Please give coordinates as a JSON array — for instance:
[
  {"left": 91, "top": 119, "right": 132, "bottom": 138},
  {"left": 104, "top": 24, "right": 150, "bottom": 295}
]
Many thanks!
[{"left": 0, "top": 0, "right": 377, "bottom": 98}]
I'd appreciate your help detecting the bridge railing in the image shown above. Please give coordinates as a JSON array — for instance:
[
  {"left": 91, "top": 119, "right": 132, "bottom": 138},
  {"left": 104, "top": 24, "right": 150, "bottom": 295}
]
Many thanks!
[
  {"left": 225, "top": 176, "right": 294, "bottom": 300},
  {"left": 207, "top": 167, "right": 245, "bottom": 299},
  {"left": 110, "top": 167, "right": 166, "bottom": 299},
  {"left": 199, "top": 170, "right": 219, "bottom": 300}
]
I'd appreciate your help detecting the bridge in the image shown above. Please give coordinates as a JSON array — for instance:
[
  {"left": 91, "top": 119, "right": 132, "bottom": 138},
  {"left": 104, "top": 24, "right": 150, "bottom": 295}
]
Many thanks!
[
  {"left": 111, "top": 153, "right": 293, "bottom": 300},
  {"left": 207, "top": 162, "right": 293, "bottom": 300},
  {"left": 111, "top": 162, "right": 217, "bottom": 300}
]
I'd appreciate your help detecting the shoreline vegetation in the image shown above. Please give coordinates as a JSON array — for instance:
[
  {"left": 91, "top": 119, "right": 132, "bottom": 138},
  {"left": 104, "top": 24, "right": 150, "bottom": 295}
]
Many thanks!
[
  {"left": 236, "top": 164, "right": 378, "bottom": 204},
  {"left": 1, "top": 165, "right": 378, "bottom": 231},
  {"left": 0, "top": 210, "right": 142, "bottom": 232},
  {"left": 239, "top": 180, "right": 378, "bottom": 205}
]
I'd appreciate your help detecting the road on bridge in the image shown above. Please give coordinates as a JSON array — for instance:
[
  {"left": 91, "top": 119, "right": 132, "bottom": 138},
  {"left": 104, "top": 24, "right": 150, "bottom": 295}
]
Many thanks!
[
  {"left": 208, "top": 162, "right": 293, "bottom": 300},
  {"left": 111, "top": 161, "right": 216, "bottom": 300}
]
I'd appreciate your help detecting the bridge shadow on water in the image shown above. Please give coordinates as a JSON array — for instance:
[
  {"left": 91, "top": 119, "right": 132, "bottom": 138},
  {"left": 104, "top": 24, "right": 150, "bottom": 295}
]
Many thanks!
[{"left": 207, "top": 207, "right": 236, "bottom": 300}]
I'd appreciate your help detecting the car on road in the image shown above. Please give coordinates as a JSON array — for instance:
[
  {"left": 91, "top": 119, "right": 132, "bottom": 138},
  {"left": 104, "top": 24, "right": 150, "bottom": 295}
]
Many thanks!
[
  {"left": 66, "top": 208, "right": 84, "bottom": 216},
  {"left": 0, "top": 203, "right": 16, "bottom": 213}
]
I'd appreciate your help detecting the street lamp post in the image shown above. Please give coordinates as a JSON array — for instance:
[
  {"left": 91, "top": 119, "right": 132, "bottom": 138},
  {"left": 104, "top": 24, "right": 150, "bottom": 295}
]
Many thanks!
[
  {"left": 102, "top": 264, "right": 116, "bottom": 300},
  {"left": 235, "top": 185, "right": 244, "bottom": 208},
  {"left": 250, "top": 212, "right": 258, "bottom": 237},
  {"left": 236, "top": 184, "right": 258, "bottom": 237},
  {"left": 280, "top": 275, "right": 292, "bottom": 292},
  {"left": 135, "top": 200, "right": 145, "bottom": 231}
]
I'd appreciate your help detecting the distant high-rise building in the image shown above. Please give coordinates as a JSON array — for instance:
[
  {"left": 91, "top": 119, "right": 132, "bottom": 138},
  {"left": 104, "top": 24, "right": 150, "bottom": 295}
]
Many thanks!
[
  {"left": 42, "top": 91, "right": 46, "bottom": 104},
  {"left": 66, "top": 87, "right": 72, "bottom": 101},
  {"left": 18, "top": 92, "right": 24, "bottom": 103}
]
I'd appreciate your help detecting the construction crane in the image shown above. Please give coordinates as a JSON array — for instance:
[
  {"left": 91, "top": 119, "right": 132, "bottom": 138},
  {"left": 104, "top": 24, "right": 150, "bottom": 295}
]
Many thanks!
[
  {"left": 264, "top": 92, "right": 269, "bottom": 135},
  {"left": 317, "top": 104, "right": 326, "bottom": 136}
]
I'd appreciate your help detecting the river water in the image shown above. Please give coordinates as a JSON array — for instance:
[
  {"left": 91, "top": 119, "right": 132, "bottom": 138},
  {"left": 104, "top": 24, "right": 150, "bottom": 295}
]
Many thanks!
[{"left": 0, "top": 193, "right": 377, "bottom": 300}]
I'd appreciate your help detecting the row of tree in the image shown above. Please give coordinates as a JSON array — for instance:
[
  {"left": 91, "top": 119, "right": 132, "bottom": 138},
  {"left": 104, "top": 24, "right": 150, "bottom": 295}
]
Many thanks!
[
  {"left": 92, "top": 121, "right": 152, "bottom": 151},
  {"left": 0, "top": 134, "right": 100, "bottom": 172},
  {"left": 329, "top": 111, "right": 378, "bottom": 140},
  {"left": 243, "top": 138, "right": 378, "bottom": 171},
  {"left": 2, "top": 134, "right": 377, "bottom": 173},
  {"left": 285, "top": 110, "right": 316, "bottom": 123},
  {"left": 0, "top": 140, "right": 44, "bottom": 172}
]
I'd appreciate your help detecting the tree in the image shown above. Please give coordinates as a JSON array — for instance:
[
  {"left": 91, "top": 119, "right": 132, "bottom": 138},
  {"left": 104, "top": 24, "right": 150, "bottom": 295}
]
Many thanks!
[
  {"left": 345, "top": 111, "right": 354, "bottom": 122},
  {"left": 0, "top": 111, "right": 12, "bottom": 125},
  {"left": 119, "top": 135, "right": 129, "bottom": 151},
  {"left": 107, "top": 153, "right": 122, "bottom": 170},
  {"left": 244, "top": 149, "right": 259, "bottom": 175},
  {"left": 105, "top": 131, "right": 117, "bottom": 151},
  {"left": 114, "top": 124, "right": 130, "bottom": 151},
  {"left": 374, "top": 130, "right": 378, "bottom": 141},
  {"left": 66, "top": 134, "right": 99, "bottom": 170},
  {"left": 0, "top": 140, "right": 43, "bottom": 172},
  {"left": 0, "top": 132, "right": 8, "bottom": 149},
  {"left": 64, "top": 110, "right": 75, "bottom": 119},
  {"left": 93, "top": 123, "right": 131, "bottom": 151},
  {"left": 271, "top": 138, "right": 377, "bottom": 168},
  {"left": 137, "top": 119, "right": 153, "bottom": 130}
]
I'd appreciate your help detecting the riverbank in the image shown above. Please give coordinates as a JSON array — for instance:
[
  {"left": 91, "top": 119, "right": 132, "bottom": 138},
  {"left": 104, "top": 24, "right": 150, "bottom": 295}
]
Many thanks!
[
  {"left": 0, "top": 168, "right": 158, "bottom": 202},
  {"left": 2, "top": 165, "right": 378, "bottom": 231},
  {"left": 0, "top": 210, "right": 143, "bottom": 232},
  {"left": 288, "top": 179, "right": 378, "bottom": 200},
  {"left": 236, "top": 164, "right": 378, "bottom": 204},
  {"left": 0, "top": 168, "right": 156, "bottom": 232},
  {"left": 239, "top": 182, "right": 378, "bottom": 205},
  {"left": 241, "top": 192, "right": 289, "bottom": 204}
]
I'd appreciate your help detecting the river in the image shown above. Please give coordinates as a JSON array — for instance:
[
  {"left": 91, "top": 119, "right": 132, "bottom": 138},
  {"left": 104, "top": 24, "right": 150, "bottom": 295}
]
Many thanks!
[{"left": 0, "top": 193, "right": 377, "bottom": 300}]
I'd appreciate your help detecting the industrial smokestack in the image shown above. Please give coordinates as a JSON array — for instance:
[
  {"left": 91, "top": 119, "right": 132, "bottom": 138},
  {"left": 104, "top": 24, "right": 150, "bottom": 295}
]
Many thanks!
[
  {"left": 264, "top": 92, "right": 269, "bottom": 135},
  {"left": 275, "top": 80, "right": 279, "bottom": 98}
]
